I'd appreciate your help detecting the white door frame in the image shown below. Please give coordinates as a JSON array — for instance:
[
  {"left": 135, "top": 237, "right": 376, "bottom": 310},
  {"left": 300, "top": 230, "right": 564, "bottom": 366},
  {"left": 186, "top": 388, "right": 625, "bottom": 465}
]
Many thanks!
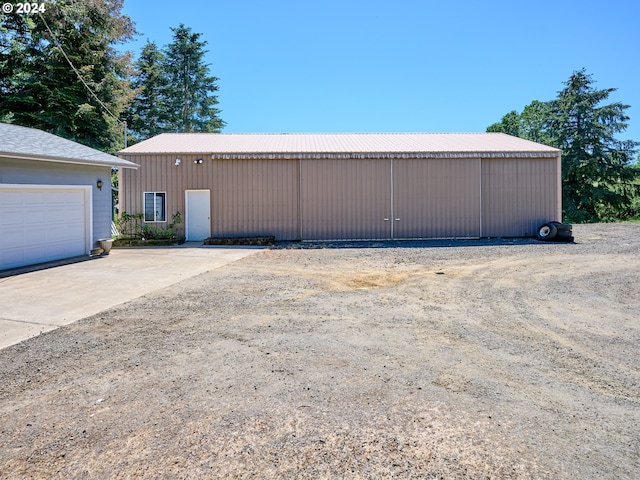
[{"left": 185, "top": 189, "right": 211, "bottom": 240}]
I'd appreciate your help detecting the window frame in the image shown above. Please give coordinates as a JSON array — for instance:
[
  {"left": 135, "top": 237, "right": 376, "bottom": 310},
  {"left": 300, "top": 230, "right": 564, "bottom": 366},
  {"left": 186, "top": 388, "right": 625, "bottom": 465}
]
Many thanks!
[{"left": 143, "top": 191, "right": 167, "bottom": 223}]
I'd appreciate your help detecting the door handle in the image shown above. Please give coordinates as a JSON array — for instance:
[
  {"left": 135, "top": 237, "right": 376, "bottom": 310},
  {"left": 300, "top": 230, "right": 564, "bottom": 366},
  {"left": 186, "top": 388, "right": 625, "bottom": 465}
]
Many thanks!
[
  {"left": 383, "top": 218, "right": 389, "bottom": 221},
  {"left": 395, "top": 218, "right": 400, "bottom": 221}
]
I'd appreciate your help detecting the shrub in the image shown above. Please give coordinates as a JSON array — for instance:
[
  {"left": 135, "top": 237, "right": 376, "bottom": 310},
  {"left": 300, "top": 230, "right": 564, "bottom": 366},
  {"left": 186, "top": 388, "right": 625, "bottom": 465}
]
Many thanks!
[{"left": 116, "top": 211, "right": 184, "bottom": 241}]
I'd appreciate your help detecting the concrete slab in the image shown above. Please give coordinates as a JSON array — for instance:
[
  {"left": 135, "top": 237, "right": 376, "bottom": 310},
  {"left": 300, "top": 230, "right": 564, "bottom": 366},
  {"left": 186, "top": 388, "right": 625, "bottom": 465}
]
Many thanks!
[{"left": 0, "top": 244, "right": 262, "bottom": 349}]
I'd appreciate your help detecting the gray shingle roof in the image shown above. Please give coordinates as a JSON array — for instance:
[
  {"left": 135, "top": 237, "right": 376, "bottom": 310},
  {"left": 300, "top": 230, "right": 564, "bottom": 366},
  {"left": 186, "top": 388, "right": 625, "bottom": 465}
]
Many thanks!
[
  {"left": 119, "top": 132, "right": 560, "bottom": 160},
  {"left": 0, "top": 123, "right": 138, "bottom": 168}
]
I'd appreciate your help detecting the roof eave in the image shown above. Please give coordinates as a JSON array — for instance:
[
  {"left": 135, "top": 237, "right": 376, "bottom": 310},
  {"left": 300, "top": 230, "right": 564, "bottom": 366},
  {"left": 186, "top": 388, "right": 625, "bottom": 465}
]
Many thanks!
[
  {"left": 209, "top": 151, "right": 562, "bottom": 160},
  {"left": 118, "top": 150, "right": 212, "bottom": 156},
  {"left": 0, "top": 152, "right": 139, "bottom": 168}
]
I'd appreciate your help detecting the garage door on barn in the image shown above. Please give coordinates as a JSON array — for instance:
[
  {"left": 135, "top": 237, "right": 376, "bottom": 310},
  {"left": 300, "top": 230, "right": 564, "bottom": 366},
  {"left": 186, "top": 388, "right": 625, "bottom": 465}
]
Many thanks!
[
  {"left": 0, "top": 185, "right": 91, "bottom": 270},
  {"left": 300, "top": 159, "right": 391, "bottom": 240},
  {"left": 300, "top": 158, "right": 482, "bottom": 240},
  {"left": 393, "top": 158, "right": 481, "bottom": 239}
]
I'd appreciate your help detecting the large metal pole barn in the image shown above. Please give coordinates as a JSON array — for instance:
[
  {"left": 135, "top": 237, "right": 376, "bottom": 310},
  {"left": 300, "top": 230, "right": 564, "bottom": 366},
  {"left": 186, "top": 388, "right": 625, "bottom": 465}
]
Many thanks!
[{"left": 119, "top": 133, "right": 562, "bottom": 241}]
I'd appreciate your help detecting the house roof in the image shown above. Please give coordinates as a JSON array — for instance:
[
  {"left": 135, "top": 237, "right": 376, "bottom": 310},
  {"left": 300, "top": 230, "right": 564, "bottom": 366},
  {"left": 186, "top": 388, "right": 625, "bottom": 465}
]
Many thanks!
[
  {"left": 0, "top": 123, "right": 138, "bottom": 168},
  {"left": 119, "top": 132, "right": 560, "bottom": 160}
]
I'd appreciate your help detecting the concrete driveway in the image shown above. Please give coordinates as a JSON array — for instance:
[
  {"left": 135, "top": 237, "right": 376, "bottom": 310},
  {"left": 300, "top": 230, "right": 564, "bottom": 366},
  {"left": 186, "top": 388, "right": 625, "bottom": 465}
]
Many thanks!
[{"left": 0, "top": 244, "right": 261, "bottom": 350}]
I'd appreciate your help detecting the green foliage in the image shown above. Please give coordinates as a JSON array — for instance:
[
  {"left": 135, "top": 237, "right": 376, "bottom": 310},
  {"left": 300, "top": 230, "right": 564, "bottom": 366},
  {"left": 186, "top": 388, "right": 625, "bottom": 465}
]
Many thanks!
[
  {"left": 141, "top": 224, "right": 177, "bottom": 240},
  {"left": 520, "top": 101, "right": 552, "bottom": 144},
  {"left": 125, "top": 24, "right": 225, "bottom": 140},
  {"left": 487, "top": 110, "right": 521, "bottom": 136},
  {"left": 125, "top": 41, "right": 171, "bottom": 141},
  {"left": 487, "top": 69, "right": 640, "bottom": 222},
  {"left": 0, "top": 0, "right": 136, "bottom": 153},
  {"left": 1, "top": 8, "right": 222, "bottom": 147},
  {"left": 115, "top": 211, "right": 144, "bottom": 238},
  {"left": 115, "top": 211, "right": 184, "bottom": 240},
  {"left": 111, "top": 167, "right": 118, "bottom": 218},
  {"left": 486, "top": 101, "right": 552, "bottom": 145},
  {"left": 171, "top": 211, "right": 182, "bottom": 227},
  {"left": 164, "top": 24, "right": 225, "bottom": 133},
  {"left": 548, "top": 70, "right": 639, "bottom": 222}
]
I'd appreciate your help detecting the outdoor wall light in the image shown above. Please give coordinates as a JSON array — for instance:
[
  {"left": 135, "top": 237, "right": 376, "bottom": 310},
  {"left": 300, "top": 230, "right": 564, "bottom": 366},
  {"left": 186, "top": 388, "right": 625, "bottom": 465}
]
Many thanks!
[
  {"left": 194, "top": 158, "right": 204, "bottom": 164},
  {"left": 175, "top": 158, "right": 181, "bottom": 166},
  {"left": 97, "top": 180, "right": 103, "bottom": 190}
]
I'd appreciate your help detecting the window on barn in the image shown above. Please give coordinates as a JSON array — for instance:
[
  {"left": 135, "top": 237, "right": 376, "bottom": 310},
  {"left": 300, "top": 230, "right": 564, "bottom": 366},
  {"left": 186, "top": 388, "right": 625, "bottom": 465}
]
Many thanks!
[{"left": 144, "top": 192, "right": 166, "bottom": 222}]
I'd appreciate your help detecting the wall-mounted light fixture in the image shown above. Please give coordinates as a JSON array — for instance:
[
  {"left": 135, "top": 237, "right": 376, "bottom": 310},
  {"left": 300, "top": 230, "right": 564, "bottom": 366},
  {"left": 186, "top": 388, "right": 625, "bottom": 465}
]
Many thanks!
[
  {"left": 97, "top": 180, "right": 103, "bottom": 190},
  {"left": 175, "top": 158, "right": 181, "bottom": 166},
  {"left": 194, "top": 158, "right": 204, "bottom": 164}
]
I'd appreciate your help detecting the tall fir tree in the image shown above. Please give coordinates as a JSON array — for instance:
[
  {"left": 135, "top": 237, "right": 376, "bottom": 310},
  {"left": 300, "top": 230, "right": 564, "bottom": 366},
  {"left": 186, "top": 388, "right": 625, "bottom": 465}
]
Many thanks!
[
  {"left": 125, "top": 41, "right": 171, "bottom": 141},
  {"left": 163, "top": 24, "right": 224, "bottom": 133},
  {"left": 0, "top": 0, "right": 136, "bottom": 153},
  {"left": 547, "top": 69, "right": 639, "bottom": 222},
  {"left": 487, "top": 70, "right": 639, "bottom": 222}
]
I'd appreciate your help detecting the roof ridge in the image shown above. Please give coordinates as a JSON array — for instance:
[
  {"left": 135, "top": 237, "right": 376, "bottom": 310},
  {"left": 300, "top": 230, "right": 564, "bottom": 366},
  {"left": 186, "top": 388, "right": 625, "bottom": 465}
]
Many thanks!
[{"left": 156, "top": 132, "right": 495, "bottom": 136}]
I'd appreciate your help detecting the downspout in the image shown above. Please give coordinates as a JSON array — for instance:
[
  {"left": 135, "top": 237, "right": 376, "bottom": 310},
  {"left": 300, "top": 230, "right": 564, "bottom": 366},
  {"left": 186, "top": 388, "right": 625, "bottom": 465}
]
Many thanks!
[
  {"left": 298, "top": 158, "right": 303, "bottom": 240},
  {"left": 479, "top": 157, "right": 483, "bottom": 238},
  {"left": 556, "top": 152, "right": 563, "bottom": 221},
  {"left": 390, "top": 158, "right": 394, "bottom": 240}
]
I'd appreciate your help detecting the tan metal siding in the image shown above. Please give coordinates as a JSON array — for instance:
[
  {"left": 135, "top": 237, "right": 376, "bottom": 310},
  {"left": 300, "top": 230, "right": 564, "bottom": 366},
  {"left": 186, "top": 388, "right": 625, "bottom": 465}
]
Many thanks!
[
  {"left": 119, "top": 154, "right": 144, "bottom": 217},
  {"left": 120, "top": 154, "right": 188, "bottom": 227},
  {"left": 481, "top": 157, "right": 560, "bottom": 237},
  {"left": 119, "top": 155, "right": 299, "bottom": 240},
  {"left": 210, "top": 159, "right": 299, "bottom": 240},
  {"left": 119, "top": 152, "right": 561, "bottom": 242},
  {"left": 393, "top": 158, "right": 481, "bottom": 238},
  {"left": 301, "top": 159, "right": 391, "bottom": 240}
]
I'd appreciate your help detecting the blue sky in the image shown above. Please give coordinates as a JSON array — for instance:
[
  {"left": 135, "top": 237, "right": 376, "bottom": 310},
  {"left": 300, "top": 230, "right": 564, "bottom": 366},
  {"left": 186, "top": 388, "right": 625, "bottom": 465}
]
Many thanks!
[{"left": 121, "top": 0, "right": 640, "bottom": 142}]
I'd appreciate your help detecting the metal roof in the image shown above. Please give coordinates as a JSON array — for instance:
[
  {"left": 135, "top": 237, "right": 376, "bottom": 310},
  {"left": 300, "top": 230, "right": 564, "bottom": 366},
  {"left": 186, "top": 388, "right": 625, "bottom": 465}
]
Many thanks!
[
  {"left": 119, "top": 132, "right": 560, "bottom": 159},
  {"left": 0, "top": 123, "right": 138, "bottom": 168}
]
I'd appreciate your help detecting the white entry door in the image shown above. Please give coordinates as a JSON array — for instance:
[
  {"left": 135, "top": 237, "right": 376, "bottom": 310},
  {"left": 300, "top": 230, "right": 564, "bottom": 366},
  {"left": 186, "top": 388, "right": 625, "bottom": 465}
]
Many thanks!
[{"left": 185, "top": 190, "right": 211, "bottom": 240}]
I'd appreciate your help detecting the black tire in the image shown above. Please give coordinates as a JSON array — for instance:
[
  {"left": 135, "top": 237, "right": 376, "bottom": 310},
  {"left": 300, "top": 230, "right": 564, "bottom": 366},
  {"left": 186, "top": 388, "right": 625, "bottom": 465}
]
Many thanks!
[
  {"left": 556, "top": 235, "right": 574, "bottom": 243},
  {"left": 556, "top": 229, "right": 573, "bottom": 238},
  {"left": 550, "top": 221, "right": 572, "bottom": 231},
  {"left": 537, "top": 223, "right": 558, "bottom": 241}
]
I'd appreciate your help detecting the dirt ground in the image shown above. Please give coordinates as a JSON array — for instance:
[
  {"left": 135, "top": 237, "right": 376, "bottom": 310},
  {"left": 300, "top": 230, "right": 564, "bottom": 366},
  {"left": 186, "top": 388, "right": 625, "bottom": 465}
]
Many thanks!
[{"left": 1, "top": 223, "right": 639, "bottom": 479}]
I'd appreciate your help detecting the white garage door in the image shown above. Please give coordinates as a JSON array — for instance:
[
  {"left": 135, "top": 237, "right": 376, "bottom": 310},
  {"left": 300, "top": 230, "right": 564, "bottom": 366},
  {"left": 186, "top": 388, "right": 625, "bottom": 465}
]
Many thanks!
[{"left": 0, "top": 185, "right": 91, "bottom": 270}]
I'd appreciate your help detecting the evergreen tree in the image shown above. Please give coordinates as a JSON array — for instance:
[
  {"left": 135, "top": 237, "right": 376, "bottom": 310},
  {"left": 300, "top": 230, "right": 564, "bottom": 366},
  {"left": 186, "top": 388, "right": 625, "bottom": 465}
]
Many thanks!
[
  {"left": 547, "top": 69, "right": 639, "bottom": 222},
  {"left": 0, "top": 0, "right": 136, "bottom": 153},
  {"left": 487, "top": 70, "right": 639, "bottom": 222},
  {"left": 163, "top": 24, "right": 224, "bottom": 133},
  {"left": 126, "top": 41, "right": 171, "bottom": 141}
]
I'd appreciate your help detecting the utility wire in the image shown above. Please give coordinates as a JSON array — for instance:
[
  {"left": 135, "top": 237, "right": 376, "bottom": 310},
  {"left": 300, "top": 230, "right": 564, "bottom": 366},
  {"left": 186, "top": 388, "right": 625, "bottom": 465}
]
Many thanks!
[{"left": 37, "top": 12, "right": 128, "bottom": 146}]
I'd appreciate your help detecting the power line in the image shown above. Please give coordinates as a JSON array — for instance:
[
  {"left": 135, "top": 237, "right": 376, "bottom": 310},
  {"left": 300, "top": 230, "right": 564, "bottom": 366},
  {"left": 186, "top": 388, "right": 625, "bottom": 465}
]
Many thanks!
[{"left": 37, "top": 11, "right": 128, "bottom": 146}]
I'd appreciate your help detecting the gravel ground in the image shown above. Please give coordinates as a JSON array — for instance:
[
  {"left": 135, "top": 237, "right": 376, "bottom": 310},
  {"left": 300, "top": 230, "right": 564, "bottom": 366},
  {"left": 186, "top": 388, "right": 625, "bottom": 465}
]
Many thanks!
[{"left": 0, "top": 223, "right": 639, "bottom": 479}]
